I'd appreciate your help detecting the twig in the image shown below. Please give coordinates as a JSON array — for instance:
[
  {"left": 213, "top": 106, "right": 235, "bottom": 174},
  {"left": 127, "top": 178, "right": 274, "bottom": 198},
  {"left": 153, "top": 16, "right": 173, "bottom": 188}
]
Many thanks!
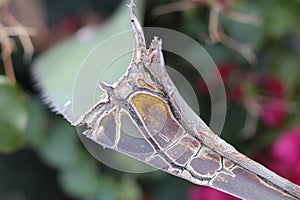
[
  {"left": 0, "top": 0, "right": 36, "bottom": 84},
  {"left": 203, "top": 4, "right": 258, "bottom": 65},
  {"left": 219, "top": 28, "right": 257, "bottom": 65},
  {"left": 2, "top": 54, "right": 16, "bottom": 84},
  {"left": 0, "top": 23, "right": 16, "bottom": 84},
  {"left": 240, "top": 112, "right": 259, "bottom": 139},
  {"left": 1, "top": 37, "right": 16, "bottom": 84},
  {"left": 208, "top": 4, "right": 221, "bottom": 43},
  {"left": 223, "top": 9, "right": 262, "bottom": 26},
  {"left": 152, "top": 1, "right": 260, "bottom": 65},
  {"left": 241, "top": 97, "right": 261, "bottom": 139},
  {"left": 2, "top": 26, "right": 37, "bottom": 36},
  {"left": 151, "top": 2, "right": 194, "bottom": 17},
  {"left": 2, "top": 12, "right": 35, "bottom": 62}
]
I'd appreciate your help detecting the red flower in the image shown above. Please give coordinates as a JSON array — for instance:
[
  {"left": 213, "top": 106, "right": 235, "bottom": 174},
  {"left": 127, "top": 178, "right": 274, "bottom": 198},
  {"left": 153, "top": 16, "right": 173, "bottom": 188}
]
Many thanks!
[
  {"left": 258, "top": 76, "right": 288, "bottom": 128},
  {"left": 56, "top": 17, "right": 82, "bottom": 36},
  {"left": 218, "top": 63, "right": 236, "bottom": 83},
  {"left": 261, "top": 99, "right": 287, "bottom": 128},
  {"left": 188, "top": 186, "right": 238, "bottom": 200},
  {"left": 262, "top": 76, "right": 286, "bottom": 98},
  {"left": 267, "top": 126, "right": 300, "bottom": 185},
  {"left": 228, "top": 85, "right": 244, "bottom": 103}
]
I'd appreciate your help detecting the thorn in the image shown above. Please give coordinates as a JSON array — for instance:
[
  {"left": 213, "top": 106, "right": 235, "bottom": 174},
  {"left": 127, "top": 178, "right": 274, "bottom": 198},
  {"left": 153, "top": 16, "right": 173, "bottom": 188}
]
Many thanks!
[
  {"left": 99, "top": 82, "right": 113, "bottom": 93},
  {"left": 150, "top": 36, "right": 162, "bottom": 50},
  {"left": 128, "top": 0, "right": 146, "bottom": 63},
  {"left": 128, "top": 0, "right": 136, "bottom": 18}
]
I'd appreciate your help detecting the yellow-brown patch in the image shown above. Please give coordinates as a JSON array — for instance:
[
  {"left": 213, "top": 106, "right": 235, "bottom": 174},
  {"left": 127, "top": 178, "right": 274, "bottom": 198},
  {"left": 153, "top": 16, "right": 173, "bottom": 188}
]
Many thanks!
[
  {"left": 131, "top": 93, "right": 168, "bottom": 123},
  {"left": 131, "top": 93, "right": 184, "bottom": 149}
]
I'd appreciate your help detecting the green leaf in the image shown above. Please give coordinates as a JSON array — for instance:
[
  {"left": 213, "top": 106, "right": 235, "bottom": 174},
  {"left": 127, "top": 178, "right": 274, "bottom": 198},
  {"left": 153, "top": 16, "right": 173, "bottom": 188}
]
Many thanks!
[
  {"left": 0, "top": 76, "right": 28, "bottom": 153},
  {"left": 25, "top": 97, "right": 47, "bottom": 149},
  {"left": 39, "top": 118, "right": 81, "bottom": 170},
  {"left": 59, "top": 162, "right": 116, "bottom": 200},
  {"left": 268, "top": 51, "right": 300, "bottom": 92},
  {"left": 151, "top": 174, "right": 190, "bottom": 200},
  {"left": 116, "top": 176, "right": 142, "bottom": 200},
  {"left": 0, "top": 123, "right": 25, "bottom": 153},
  {"left": 265, "top": 4, "right": 295, "bottom": 39},
  {"left": 273, "top": 54, "right": 300, "bottom": 91}
]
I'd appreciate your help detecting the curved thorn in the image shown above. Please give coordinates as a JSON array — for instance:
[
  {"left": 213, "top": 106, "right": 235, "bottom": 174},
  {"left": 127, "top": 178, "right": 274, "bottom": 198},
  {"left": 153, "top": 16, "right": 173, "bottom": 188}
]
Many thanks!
[
  {"left": 128, "top": 0, "right": 146, "bottom": 63},
  {"left": 99, "top": 82, "right": 113, "bottom": 93}
]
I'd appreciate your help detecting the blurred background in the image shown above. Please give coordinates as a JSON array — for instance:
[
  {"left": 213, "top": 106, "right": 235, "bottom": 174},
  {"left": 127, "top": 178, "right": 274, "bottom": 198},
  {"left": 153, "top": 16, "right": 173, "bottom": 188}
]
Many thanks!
[{"left": 0, "top": 0, "right": 300, "bottom": 199}]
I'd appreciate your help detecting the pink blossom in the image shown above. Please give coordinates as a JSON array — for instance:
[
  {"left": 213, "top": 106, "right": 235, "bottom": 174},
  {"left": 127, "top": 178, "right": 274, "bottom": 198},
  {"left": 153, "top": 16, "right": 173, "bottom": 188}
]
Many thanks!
[
  {"left": 261, "top": 99, "right": 287, "bottom": 128},
  {"left": 228, "top": 85, "right": 244, "bottom": 103},
  {"left": 218, "top": 63, "right": 236, "bottom": 83},
  {"left": 262, "top": 76, "right": 286, "bottom": 98},
  {"left": 56, "top": 17, "right": 82, "bottom": 36},
  {"left": 261, "top": 126, "right": 300, "bottom": 185},
  {"left": 268, "top": 125, "right": 300, "bottom": 185}
]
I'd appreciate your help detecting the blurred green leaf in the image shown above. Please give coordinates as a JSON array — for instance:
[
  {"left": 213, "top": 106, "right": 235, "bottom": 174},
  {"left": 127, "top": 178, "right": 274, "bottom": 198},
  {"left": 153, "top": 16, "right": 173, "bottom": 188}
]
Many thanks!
[
  {"left": 116, "top": 176, "right": 142, "bottom": 200},
  {"left": 0, "top": 76, "right": 28, "bottom": 153},
  {"left": 39, "top": 118, "right": 81, "bottom": 170},
  {"left": 277, "top": 55, "right": 300, "bottom": 88},
  {"left": 265, "top": 4, "right": 295, "bottom": 39},
  {"left": 151, "top": 174, "right": 190, "bottom": 200},
  {"left": 244, "top": 79, "right": 259, "bottom": 97},
  {"left": 59, "top": 161, "right": 116, "bottom": 200},
  {"left": 284, "top": 114, "right": 300, "bottom": 131},
  {"left": 0, "top": 123, "right": 25, "bottom": 153},
  {"left": 272, "top": 54, "right": 300, "bottom": 91},
  {"left": 59, "top": 162, "right": 112, "bottom": 198},
  {"left": 25, "top": 97, "right": 47, "bottom": 149}
]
